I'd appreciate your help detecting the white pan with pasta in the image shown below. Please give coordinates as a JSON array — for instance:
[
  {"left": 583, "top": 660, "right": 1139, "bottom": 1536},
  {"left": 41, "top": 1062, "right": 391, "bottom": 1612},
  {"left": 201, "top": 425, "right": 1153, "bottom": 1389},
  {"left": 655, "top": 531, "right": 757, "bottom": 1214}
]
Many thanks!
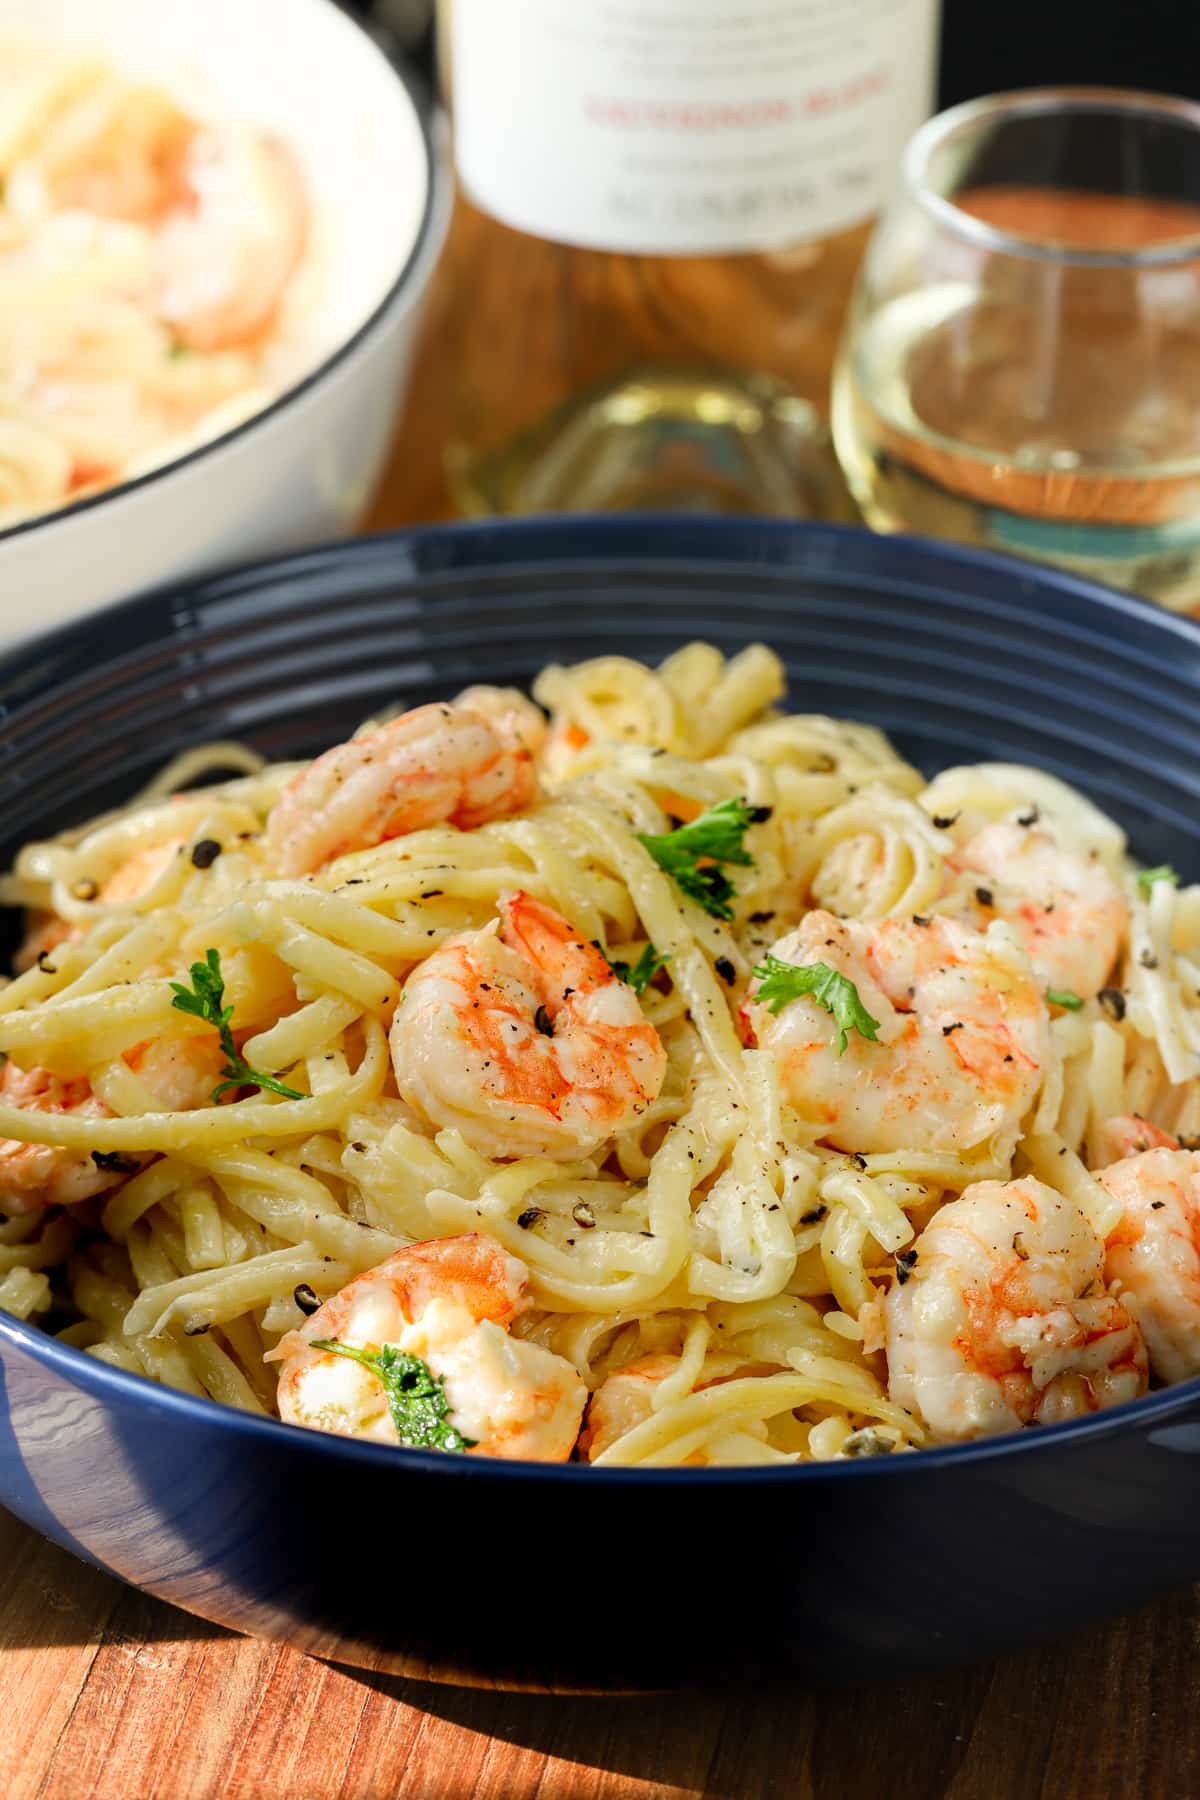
[{"left": 0, "top": 0, "right": 447, "bottom": 640}]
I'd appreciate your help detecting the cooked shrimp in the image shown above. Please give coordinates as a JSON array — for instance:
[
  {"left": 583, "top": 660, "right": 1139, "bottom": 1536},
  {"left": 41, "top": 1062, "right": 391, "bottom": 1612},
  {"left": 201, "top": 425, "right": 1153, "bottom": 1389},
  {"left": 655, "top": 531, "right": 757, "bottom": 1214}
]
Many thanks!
[
  {"left": 0, "top": 1064, "right": 117, "bottom": 1214},
  {"left": 1096, "top": 1113, "right": 1180, "bottom": 1163},
  {"left": 15, "top": 832, "right": 186, "bottom": 970},
  {"left": 272, "top": 1233, "right": 587, "bottom": 1460},
  {"left": 743, "top": 911, "right": 1049, "bottom": 1156},
  {"left": 15, "top": 78, "right": 304, "bottom": 353},
  {"left": 124, "top": 1034, "right": 226, "bottom": 1110},
  {"left": 153, "top": 127, "right": 307, "bottom": 352},
  {"left": 391, "top": 890, "right": 667, "bottom": 1160},
  {"left": 14, "top": 912, "right": 73, "bottom": 975},
  {"left": 0, "top": 1034, "right": 220, "bottom": 1216},
  {"left": 453, "top": 686, "right": 547, "bottom": 758},
  {"left": 948, "top": 822, "right": 1128, "bottom": 1000},
  {"left": 95, "top": 834, "right": 186, "bottom": 905},
  {"left": 579, "top": 1356, "right": 688, "bottom": 1462},
  {"left": 26, "top": 83, "right": 196, "bottom": 222},
  {"left": 264, "top": 702, "right": 538, "bottom": 878},
  {"left": 884, "top": 1176, "right": 1147, "bottom": 1441},
  {"left": 1100, "top": 1148, "right": 1200, "bottom": 1383},
  {"left": 580, "top": 1355, "right": 784, "bottom": 1464}
]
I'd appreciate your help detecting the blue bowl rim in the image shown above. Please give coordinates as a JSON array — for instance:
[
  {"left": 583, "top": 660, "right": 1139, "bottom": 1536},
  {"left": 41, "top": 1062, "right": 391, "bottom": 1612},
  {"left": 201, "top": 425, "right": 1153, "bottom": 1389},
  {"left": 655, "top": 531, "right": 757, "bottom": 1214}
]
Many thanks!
[
  {"left": 5, "top": 1299, "right": 1199, "bottom": 1485},
  {"left": 0, "top": 0, "right": 445, "bottom": 553},
  {"left": 12, "top": 509, "right": 1200, "bottom": 668},
  {"left": 3, "top": 513, "right": 1200, "bottom": 1483}
]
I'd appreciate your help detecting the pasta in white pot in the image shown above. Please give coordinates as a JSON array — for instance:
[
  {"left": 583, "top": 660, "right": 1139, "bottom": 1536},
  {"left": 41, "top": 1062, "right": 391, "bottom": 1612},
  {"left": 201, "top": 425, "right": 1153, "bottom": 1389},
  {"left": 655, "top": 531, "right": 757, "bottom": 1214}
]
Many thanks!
[{"left": 0, "top": 0, "right": 446, "bottom": 640}]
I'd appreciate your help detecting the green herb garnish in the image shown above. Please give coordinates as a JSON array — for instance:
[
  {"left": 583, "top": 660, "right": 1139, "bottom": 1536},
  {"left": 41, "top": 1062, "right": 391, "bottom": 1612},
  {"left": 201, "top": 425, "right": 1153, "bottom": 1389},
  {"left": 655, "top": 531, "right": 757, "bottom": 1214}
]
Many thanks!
[
  {"left": 1046, "top": 988, "right": 1084, "bottom": 1012},
  {"left": 638, "top": 798, "right": 768, "bottom": 921},
  {"left": 752, "top": 954, "right": 881, "bottom": 1055},
  {"left": 170, "top": 947, "right": 303, "bottom": 1102},
  {"left": 1137, "top": 865, "right": 1179, "bottom": 899},
  {"left": 603, "top": 943, "right": 669, "bottom": 994},
  {"left": 310, "top": 1340, "right": 476, "bottom": 1452}
]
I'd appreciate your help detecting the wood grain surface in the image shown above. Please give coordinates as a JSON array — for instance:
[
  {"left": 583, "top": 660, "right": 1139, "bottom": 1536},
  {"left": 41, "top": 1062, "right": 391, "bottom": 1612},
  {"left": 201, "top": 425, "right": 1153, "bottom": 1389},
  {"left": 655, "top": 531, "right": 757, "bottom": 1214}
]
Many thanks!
[
  {"left": 4, "top": 1498, "right": 1200, "bottom": 1800},
  {"left": 7, "top": 204, "right": 1200, "bottom": 1800}
]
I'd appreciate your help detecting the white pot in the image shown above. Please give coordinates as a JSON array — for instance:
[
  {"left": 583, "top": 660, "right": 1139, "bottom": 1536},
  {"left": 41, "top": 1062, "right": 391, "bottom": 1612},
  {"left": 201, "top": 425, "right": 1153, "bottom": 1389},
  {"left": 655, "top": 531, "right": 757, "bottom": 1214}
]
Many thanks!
[{"left": 0, "top": 0, "right": 450, "bottom": 643}]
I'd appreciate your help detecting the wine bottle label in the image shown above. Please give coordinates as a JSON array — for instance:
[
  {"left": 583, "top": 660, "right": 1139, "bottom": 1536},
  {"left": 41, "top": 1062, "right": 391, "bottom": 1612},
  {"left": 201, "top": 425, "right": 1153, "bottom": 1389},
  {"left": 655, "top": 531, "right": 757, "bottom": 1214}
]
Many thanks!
[{"left": 450, "top": 0, "right": 941, "bottom": 255}]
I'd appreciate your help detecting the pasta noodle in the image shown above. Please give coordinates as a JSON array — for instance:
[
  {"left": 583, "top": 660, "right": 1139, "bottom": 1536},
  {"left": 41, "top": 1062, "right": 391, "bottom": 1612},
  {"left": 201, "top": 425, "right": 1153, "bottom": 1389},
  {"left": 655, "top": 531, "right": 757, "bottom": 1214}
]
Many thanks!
[{"left": 0, "top": 641, "right": 1197, "bottom": 1466}]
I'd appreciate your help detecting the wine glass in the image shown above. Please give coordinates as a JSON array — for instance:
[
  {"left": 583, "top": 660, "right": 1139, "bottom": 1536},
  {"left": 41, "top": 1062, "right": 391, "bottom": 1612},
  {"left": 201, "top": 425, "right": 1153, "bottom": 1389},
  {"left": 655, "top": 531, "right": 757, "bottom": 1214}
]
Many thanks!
[{"left": 832, "top": 88, "right": 1200, "bottom": 613}]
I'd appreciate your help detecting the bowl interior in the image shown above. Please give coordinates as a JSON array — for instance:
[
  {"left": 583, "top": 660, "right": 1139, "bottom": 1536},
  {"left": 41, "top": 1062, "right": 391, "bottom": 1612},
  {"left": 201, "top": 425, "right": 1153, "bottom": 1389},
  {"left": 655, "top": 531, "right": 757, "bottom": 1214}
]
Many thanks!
[
  {"left": 0, "top": 520, "right": 1199, "bottom": 1460},
  {"left": 5, "top": 0, "right": 430, "bottom": 368},
  {"left": 1, "top": 517, "right": 1198, "bottom": 878}
]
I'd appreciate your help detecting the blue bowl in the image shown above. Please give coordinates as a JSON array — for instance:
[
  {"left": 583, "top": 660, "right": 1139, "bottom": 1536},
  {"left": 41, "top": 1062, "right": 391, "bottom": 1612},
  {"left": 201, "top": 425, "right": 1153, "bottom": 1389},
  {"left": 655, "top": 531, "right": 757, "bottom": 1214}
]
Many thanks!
[{"left": 3, "top": 518, "right": 1200, "bottom": 1691}]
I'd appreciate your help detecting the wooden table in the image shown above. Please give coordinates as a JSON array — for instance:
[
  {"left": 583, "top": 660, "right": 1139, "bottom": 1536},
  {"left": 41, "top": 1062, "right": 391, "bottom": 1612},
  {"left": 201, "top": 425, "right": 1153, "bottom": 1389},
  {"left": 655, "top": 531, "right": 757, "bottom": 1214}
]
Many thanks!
[
  {"left": 7, "top": 246, "right": 1200, "bottom": 1800},
  {"left": 5, "top": 1495, "right": 1199, "bottom": 1799}
]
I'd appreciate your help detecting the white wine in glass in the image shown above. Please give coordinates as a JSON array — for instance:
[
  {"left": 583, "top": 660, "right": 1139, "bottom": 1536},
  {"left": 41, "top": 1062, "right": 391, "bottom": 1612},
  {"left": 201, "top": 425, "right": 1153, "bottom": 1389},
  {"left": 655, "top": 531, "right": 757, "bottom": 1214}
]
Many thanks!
[{"left": 833, "top": 90, "right": 1200, "bottom": 613}]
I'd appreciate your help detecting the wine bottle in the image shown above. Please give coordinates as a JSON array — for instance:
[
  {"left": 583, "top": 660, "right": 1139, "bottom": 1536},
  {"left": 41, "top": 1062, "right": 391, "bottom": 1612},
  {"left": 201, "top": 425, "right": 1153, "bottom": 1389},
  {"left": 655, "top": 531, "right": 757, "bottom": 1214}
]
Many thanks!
[{"left": 434, "top": 0, "right": 942, "bottom": 517}]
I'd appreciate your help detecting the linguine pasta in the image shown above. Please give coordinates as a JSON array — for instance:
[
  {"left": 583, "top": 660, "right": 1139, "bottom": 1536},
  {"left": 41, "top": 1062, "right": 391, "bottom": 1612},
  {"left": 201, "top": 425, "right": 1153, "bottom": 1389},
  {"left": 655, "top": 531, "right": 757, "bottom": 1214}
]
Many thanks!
[{"left": 0, "top": 642, "right": 1197, "bottom": 1465}]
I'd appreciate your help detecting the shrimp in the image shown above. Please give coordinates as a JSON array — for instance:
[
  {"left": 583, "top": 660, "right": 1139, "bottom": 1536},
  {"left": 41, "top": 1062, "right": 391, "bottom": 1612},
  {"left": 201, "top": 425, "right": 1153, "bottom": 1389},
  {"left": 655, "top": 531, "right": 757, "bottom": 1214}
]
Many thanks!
[
  {"left": 1100, "top": 1147, "right": 1200, "bottom": 1383},
  {"left": 453, "top": 687, "right": 547, "bottom": 758},
  {"left": 24, "top": 83, "right": 196, "bottom": 222},
  {"left": 94, "top": 834, "right": 186, "bottom": 905},
  {"left": 153, "top": 127, "right": 307, "bottom": 352},
  {"left": 0, "top": 1034, "right": 221, "bottom": 1216},
  {"left": 742, "top": 911, "right": 1050, "bottom": 1156},
  {"left": 272, "top": 1233, "right": 587, "bottom": 1460},
  {"left": 390, "top": 890, "right": 667, "bottom": 1160},
  {"left": 948, "top": 822, "right": 1128, "bottom": 1000},
  {"left": 1096, "top": 1113, "right": 1180, "bottom": 1163},
  {"left": 884, "top": 1176, "right": 1148, "bottom": 1441},
  {"left": 580, "top": 1356, "right": 789, "bottom": 1464},
  {"left": 3, "top": 828, "right": 233, "bottom": 1213},
  {"left": 0, "top": 1064, "right": 117, "bottom": 1214},
  {"left": 264, "top": 702, "right": 538, "bottom": 879},
  {"left": 578, "top": 1356, "right": 689, "bottom": 1462},
  {"left": 14, "top": 832, "right": 186, "bottom": 970},
  {"left": 14, "top": 80, "right": 305, "bottom": 352},
  {"left": 14, "top": 912, "right": 73, "bottom": 975}
]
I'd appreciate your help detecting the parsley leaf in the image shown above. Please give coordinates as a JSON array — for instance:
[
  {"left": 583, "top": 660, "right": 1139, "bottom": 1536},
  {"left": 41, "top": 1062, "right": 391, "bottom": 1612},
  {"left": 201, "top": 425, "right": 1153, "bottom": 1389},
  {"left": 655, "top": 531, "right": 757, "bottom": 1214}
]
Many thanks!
[
  {"left": 169, "top": 947, "right": 303, "bottom": 1102},
  {"left": 1137, "top": 865, "right": 1179, "bottom": 899},
  {"left": 638, "top": 797, "right": 767, "bottom": 921},
  {"left": 310, "top": 1340, "right": 476, "bottom": 1452},
  {"left": 603, "top": 943, "right": 669, "bottom": 994},
  {"left": 752, "top": 954, "right": 881, "bottom": 1055},
  {"left": 1046, "top": 988, "right": 1084, "bottom": 1012}
]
